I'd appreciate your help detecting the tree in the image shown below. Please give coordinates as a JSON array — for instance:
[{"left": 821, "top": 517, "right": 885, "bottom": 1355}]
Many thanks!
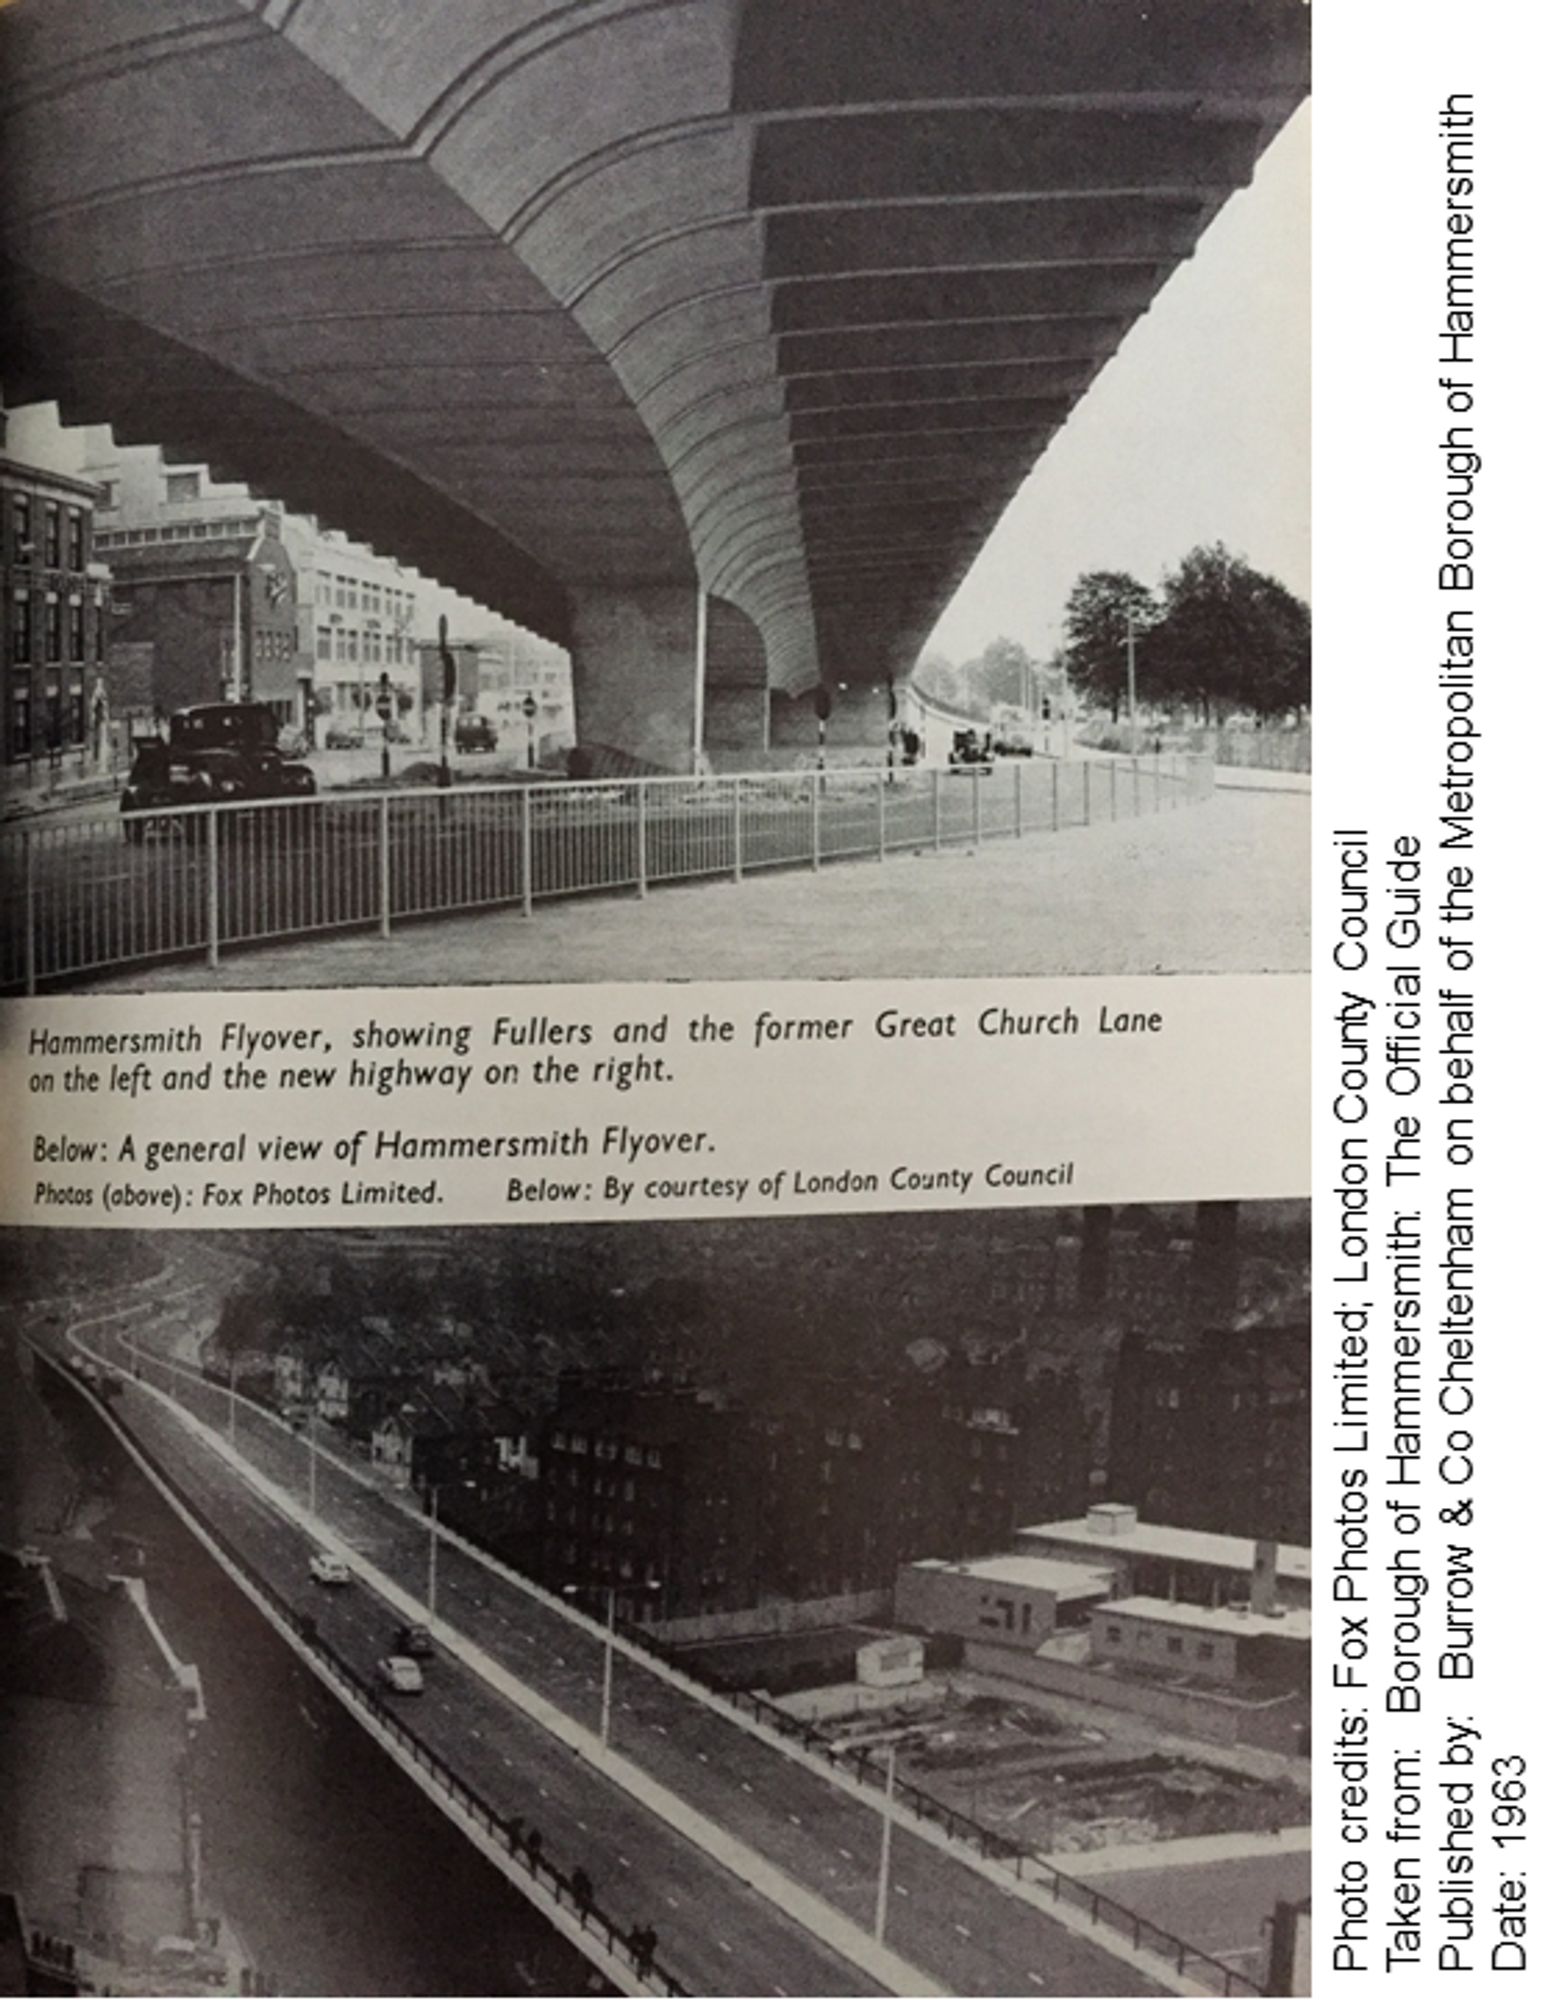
[
  {"left": 1061, "top": 572, "right": 1159, "bottom": 720},
  {"left": 910, "top": 652, "right": 965, "bottom": 710},
  {"left": 1148, "top": 544, "right": 1310, "bottom": 721},
  {"left": 965, "top": 636, "right": 1035, "bottom": 713}
]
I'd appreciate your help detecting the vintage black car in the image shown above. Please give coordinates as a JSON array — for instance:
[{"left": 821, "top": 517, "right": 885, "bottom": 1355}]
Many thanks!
[
  {"left": 453, "top": 711, "right": 498, "bottom": 753},
  {"left": 120, "top": 703, "right": 316, "bottom": 840}
]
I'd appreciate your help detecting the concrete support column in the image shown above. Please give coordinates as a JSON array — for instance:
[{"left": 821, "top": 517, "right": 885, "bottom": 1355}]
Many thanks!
[
  {"left": 567, "top": 586, "right": 703, "bottom": 774},
  {"left": 701, "top": 595, "right": 771, "bottom": 757},
  {"left": 703, "top": 684, "right": 771, "bottom": 754}
]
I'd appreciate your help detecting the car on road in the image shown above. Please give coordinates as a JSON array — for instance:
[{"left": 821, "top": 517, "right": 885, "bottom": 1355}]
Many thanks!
[
  {"left": 120, "top": 702, "right": 317, "bottom": 840},
  {"left": 453, "top": 712, "right": 497, "bottom": 753},
  {"left": 377, "top": 1654, "right": 425, "bottom": 1695},
  {"left": 308, "top": 1551, "right": 352, "bottom": 1586},
  {"left": 395, "top": 1622, "right": 436, "bottom": 1658}
]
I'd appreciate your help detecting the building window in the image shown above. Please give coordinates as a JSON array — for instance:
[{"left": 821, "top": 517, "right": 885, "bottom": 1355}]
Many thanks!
[
  {"left": 44, "top": 503, "right": 63, "bottom": 569},
  {"left": 68, "top": 600, "right": 84, "bottom": 662},
  {"left": 165, "top": 471, "right": 201, "bottom": 504},
  {"left": 317, "top": 629, "right": 333, "bottom": 662},
  {"left": 68, "top": 510, "right": 85, "bottom": 570},
  {"left": 1197, "top": 1641, "right": 1215, "bottom": 1661},
  {"left": 1167, "top": 1635, "right": 1184, "bottom": 1655},
  {"left": 45, "top": 598, "right": 61, "bottom": 663},
  {"left": 97, "top": 480, "right": 119, "bottom": 512},
  {"left": 12, "top": 495, "right": 32, "bottom": 558},
  {"left": 10, "top": 594, "right": 32, "bottom": 665}
]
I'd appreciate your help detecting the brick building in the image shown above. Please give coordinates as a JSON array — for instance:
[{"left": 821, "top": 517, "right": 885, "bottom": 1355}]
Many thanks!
[
  {"left": 537, "top": 1361, "right": 1089, "bottom": 1624},
  {"left": 2, "top": 448, "right": 112, "bottom": 767},
  {"left": 96, "top": 506, "right": 302, "bottom": 725},
  {"left": 1106, "top": 1319, "right": 1310, "bottom": 1546}
]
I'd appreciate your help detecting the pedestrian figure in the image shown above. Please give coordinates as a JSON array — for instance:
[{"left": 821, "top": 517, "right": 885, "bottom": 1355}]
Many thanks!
[
  {"left": 526, "top": 1827, "right": 544, "bottom": 1873},
  {"left": 571, "top": 1864, "right": 594, "bottom": 1911}
]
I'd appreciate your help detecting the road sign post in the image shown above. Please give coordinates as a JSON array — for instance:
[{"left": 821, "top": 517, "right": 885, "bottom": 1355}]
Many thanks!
[{"left": 376, "top": 671, "right": 394, "bottom": 783}]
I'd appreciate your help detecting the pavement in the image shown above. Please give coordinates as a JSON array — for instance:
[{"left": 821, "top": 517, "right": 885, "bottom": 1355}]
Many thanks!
[{"left": 91, "top": 787, "right": 1308, "bottom": 989}]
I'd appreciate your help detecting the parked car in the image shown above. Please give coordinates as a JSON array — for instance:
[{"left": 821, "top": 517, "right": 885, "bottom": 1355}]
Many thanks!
[
  {"left": 395, "top": 1622, "right": 436, "bottom": 1658},
  {"left": 308, "top": 1551, "right": 351, "bottom": 1586},
  {"left": 454, "top": 712, "right": 497, "bottom": 753},
  {"left": 377, "top": 1654, "right": 425, "bottom": 1695},
  {"left": 323, "top": 723, "right": 365, "bottom": 750},
  {"left": 120, "top": 703, "right": 316, "bottom": 839}
]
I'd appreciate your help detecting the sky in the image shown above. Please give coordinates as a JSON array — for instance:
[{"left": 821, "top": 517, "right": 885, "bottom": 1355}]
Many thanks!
[{"left": 923, "top": 103, "right": 1311, "bottom": 667}]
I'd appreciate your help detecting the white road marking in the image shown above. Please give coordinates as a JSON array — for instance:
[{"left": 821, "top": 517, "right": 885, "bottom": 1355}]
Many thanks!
[{"left": 954, "top": 1923, "right": 971, "bottom": 1939}]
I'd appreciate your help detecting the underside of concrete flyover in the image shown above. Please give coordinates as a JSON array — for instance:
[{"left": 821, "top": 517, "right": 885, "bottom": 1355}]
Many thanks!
[{"left": 0, "top": 0, "right": 1309, "bottom": 769}]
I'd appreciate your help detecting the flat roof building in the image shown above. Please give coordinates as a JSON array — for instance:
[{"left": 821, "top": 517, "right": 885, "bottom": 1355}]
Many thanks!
[
  {"left": 1091, "top": 1594, "right": 1311, "bottom": 1689},
  {"left": 1016, "top": 1503, "right": 1311, "bottom": 1608},
  {"left": 895, "top": 1551, "right": 1113, "bottom": 1651}
]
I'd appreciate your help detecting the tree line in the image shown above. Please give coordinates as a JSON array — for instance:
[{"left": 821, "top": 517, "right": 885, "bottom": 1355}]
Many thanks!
[{"left": 914, "top": 543, "right": 1310, "bottom": 726}]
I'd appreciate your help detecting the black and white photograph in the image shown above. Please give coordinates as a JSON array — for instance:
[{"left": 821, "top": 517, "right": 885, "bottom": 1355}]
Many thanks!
[
  {"left": 4, "top": 1200, "right": 1310, "bottom": 1997},
  {"left": 1, "top": 1, "right": 1309, "bottom": 996}
]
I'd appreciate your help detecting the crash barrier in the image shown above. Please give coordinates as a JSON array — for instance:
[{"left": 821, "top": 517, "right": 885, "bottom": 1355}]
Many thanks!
[
  {"left": 40, "top": 1349, "right": 687, "bottom": 1999},
  {"left": 1, "top": 753, "right": 1215, "bottom": 991}
]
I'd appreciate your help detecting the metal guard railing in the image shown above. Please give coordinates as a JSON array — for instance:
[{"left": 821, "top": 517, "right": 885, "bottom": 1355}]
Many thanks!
[{"left": 2, "top": 754, "right": 1214, "bottom": 991}]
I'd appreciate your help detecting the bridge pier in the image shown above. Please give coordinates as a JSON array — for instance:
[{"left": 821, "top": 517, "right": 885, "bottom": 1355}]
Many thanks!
[
  {"left": 567, "top": 586, "right": 703, "bottom": 775},
  {"left": 702, "top": 596, "right": 771, "bottom": 757}
]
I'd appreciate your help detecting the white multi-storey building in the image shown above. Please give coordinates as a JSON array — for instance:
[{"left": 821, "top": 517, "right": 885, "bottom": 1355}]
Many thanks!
[{"left": 80, "top": 433, "right": 570, "bottom": 748}]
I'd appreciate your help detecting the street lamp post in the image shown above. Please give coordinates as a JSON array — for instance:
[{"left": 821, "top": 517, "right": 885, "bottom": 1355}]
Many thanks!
[
  {"left": 599, "top": 1586, "right": 617, "bottom": 1744},
  {"left": 1123, "top": 610, "right": 1140, "bottom": 758},
  {"left": 566, "top": 1579, "right": 658, "bottom": 1746},
  {"left": 874, "top": 1745, "right": 897, "bottom": 1942},
  {"left": 427, "top": 1484, "right": 440, "bottom": 1619},
  {"left": 306, "top": 1408, "right": 318, "bottom": 1515}
]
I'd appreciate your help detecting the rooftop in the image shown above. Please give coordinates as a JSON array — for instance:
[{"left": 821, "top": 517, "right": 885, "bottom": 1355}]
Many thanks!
[
  {"left": 910, "top": 1554, "right": 1114, "bottom": 1599},
  {"left": 1018, "top": 1513, "right": 1312, "bottom": 1583},
  {"left": 1100, "top": 1596, "right": 1312, "bottom": 1644}
]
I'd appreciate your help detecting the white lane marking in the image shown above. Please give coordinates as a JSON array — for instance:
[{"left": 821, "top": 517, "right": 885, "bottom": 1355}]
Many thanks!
[
  {"left": 894, "top": 1885, "right": 908, "bottom": 1898},
  {"left": 788, "top": 1813, "right": 802, "bottom": 1826},
  {"left": 617, "top": 1855, "right": 630, "bottom": 1869},
  {"left": 741, "top": 1780, "right": 753, "bottom": 1792},
  {"left": 1026, "top": 1975, "right": 1045, "bottom": 1988},
  {"left": 718, "top": 1941, "right": 733, "bottom": 1955},
  {"left": 837, "top": 1847, "right": 854, "bottom": 1860},
  {"left": 954, "top": 1923, "right": 971, "bottom": 1939}
]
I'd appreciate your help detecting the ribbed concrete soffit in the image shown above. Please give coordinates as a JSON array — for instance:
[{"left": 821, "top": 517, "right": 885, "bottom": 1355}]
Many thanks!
[{"left": 0, "top": 0, "right": 1308, "bottom": 695}]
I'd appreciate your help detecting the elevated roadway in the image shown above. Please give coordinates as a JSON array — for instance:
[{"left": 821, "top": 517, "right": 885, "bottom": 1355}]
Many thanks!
[
  {"left": 1, "top": 0, "right": 1309, "bottom": 767},
  {"left": 39, "top": 1292, "right": 1213, "bottom": 1996}
]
